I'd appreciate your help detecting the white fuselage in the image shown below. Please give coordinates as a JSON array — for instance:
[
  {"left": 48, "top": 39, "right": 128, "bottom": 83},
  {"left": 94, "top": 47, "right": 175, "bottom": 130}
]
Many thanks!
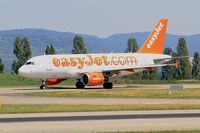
[
  {"left": 18, "top": 18, "right": 170, "bottom": 89},
  {"left": 19, "top": 53, "right": 171, "bottom": 80}
]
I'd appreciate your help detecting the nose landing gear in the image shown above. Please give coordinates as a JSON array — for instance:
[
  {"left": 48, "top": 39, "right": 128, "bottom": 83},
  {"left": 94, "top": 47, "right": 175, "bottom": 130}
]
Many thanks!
[{"left": 40, "top": 80, "right": 47, "bottom": 89}]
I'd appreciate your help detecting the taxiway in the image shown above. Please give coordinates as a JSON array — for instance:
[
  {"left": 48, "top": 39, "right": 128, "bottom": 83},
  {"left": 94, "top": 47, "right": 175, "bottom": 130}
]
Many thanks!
[{"left": 0, "top": 110, "right": 200, "bottom": 133}]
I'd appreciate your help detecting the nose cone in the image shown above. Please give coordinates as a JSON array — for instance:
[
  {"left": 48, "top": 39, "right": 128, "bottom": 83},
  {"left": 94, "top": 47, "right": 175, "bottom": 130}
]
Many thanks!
[{"left": 18, "top": 65, "right": 29, "bottom": 77}]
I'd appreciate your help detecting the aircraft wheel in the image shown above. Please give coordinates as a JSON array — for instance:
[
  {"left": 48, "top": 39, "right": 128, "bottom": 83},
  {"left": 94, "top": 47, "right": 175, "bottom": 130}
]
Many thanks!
[
  {"left": 103, "top": 82, "right": 113, "bottom": 89},
  {"left": 76, "top": 82, "right": 85, "bottom": 89},
  {"left": 40, "top": 84, "right": 46, "bottom": 90}
]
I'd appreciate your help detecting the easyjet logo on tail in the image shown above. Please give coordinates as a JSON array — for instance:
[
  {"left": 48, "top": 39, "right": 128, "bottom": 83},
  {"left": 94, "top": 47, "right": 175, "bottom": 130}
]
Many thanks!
[
  {"left": 147, "top": 22, "right": 164, "bottom": 49},
  {"left": 137, "top": 19, "right": 168, "bottom": 54}
]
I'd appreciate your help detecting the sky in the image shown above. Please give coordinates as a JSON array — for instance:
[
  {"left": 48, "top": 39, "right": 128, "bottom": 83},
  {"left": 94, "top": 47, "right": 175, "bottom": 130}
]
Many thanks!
[{"left": 0, "top": 0, "right": 199, "bottom": 37}]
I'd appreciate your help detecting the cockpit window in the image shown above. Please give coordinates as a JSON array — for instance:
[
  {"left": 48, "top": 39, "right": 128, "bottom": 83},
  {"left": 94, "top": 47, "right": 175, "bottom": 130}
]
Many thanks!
[{"left": 26, "top": 62, "right": 35, "bottom": 65}]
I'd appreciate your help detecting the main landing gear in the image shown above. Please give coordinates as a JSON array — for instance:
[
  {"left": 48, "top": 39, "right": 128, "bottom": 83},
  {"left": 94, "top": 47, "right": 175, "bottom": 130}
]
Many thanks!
[
  {"left": 75, "top": 80, "right": 85, "bottom": 89},
  {"left": 103, "top": 76, "right": 113, "bottom": 89},
  {"left": 75, "top": 77, "right": 113, "bottom": 89},
  {"left": 40, "top": 80, "right": 47, "bottom": 90},
  {"left": 103, "top": 82, "right": 113, "bottom": 89},
  {"left": 75, "top": 81, "right": 112, "bottom": 89}
]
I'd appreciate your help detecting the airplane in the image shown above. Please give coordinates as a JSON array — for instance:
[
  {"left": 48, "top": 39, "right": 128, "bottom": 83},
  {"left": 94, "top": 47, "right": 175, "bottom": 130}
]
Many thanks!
[{"left": 19, "top": 18, "right": 177, "bottom": 89}]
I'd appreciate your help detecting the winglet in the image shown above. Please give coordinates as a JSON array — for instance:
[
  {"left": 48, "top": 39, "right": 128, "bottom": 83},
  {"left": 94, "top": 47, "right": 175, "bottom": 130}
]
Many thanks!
[{"left": 137, "top": 19, "right": 168, "bottom": 54}]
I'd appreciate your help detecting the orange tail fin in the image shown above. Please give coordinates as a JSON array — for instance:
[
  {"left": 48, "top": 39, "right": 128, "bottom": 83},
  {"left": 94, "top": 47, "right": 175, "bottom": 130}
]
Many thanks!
[{"left": 137, "top": 19, "right": 168, "bottom": 54}]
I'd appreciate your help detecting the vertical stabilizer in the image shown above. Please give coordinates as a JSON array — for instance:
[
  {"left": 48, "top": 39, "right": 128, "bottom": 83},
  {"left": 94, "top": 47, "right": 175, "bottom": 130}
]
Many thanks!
[{"left": 137, "top": 19, "right": 168, "bottom": 54}]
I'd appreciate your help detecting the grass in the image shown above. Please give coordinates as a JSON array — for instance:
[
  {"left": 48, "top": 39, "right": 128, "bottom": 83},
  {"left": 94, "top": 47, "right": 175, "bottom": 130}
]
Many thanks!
[
  {"left": 26, "top": 88, "right": 200, "bottom": 99},
  {"left": 1, "top": 104, "right": 200, "bottom": 114},
  {"left": 108, "top": 131, "right": 200, "bottom": 133},
  {"left": 0, "top": 73, "right": 40, "bottom": 87},
  {"left": 112, "top": 77, "right": 200, "bottom": 85},
  {"left": 0, "top": 73, "right": 75, "bottom": 87}
]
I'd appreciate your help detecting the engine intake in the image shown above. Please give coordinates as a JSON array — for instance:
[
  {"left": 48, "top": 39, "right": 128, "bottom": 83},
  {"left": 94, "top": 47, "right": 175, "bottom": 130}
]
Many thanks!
[{"left": 82, "top": 73, "right": 105, "bottom": 86}]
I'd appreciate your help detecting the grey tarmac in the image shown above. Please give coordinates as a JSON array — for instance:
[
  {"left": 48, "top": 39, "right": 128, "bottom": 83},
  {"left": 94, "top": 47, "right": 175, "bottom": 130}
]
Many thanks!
[
  {"left": 0, "top": 110, "right": 200, "bottom": 133},
  {"left": 0, "top": 86, "right": 200, "bottom": 132}
]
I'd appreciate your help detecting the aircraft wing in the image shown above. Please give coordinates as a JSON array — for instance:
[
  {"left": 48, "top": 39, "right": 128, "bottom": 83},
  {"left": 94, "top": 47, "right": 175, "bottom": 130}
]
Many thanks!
[
  {"left": 78, "top": 63, "right": 174, "bottom": 74},
  {"left": 153, "top": 56, "right": 189, "bottom": 63},
  {"left": 77, "top": 55, "right": 184, "bottom": 74}
]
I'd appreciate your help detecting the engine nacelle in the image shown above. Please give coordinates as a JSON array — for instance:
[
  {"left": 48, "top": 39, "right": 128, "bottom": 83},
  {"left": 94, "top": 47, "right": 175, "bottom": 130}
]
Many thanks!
[
  {"left": 47, "top": 78, "right": 63, "bottom": 85},
  {"left": 82, "top": 73, "right": 105, "bottom": 86}
]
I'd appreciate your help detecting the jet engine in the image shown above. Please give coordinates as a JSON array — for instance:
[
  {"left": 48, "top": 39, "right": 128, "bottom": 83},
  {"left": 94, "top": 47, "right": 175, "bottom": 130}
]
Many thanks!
[{"left": 82, "top": 73, "right": 105, "bottom": 86}]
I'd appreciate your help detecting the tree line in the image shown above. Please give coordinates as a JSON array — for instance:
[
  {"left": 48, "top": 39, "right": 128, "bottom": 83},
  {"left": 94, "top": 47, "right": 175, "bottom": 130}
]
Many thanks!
[
  {"left": 9, "top": 35, "right": 87, "bottom": 74},
  {"left": 124, "top": 37, "right": 200, "bottom": 80},
  {"left": 0, "top": 35, "right": 199, "bottom": 80}
]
